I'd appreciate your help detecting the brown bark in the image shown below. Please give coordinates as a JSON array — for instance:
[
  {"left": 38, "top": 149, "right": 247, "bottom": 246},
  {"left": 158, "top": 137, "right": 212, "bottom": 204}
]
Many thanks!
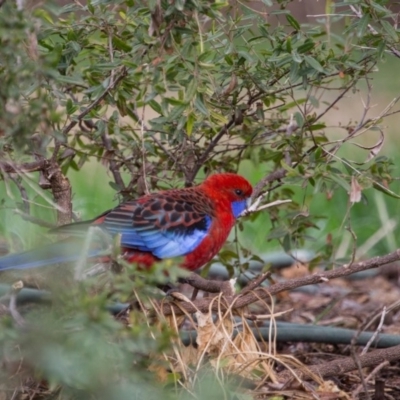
[
  {"left": 277, "top": 343, "right": 400, "bottom": 382},
  {"left": 45, "top": 161, "right": 72, "bottom": 226},
  {"left": 157, "top": 250, "right": 400, "bottom": 317}
]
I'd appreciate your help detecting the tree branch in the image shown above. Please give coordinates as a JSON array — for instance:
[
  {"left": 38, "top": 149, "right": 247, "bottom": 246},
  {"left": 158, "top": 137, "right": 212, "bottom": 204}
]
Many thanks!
[
  {"left": 0, "top": 159, "right": 48, "bottom": 174},
  {"left": 157, "top": 249, "right": 400, "bottom": 317},
  {"left": 252, "top": 168, "right": 287, "bottom": 199},
  {"left": 44, "top": 160, "right": 72, "bottom": 225}
]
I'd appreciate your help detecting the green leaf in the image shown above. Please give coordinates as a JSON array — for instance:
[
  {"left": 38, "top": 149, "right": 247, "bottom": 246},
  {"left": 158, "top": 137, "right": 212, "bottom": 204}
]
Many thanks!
[
  {"left": 238, "top": 50, "right": 255, "bottom": 63},
  {"left": 282, "top": 234, "right": 291, "bottom": 252},
  {"left": 210, "top": 110, "right": 228, "bottom": 124},
  {"left": 286, "top": 37, "right": 292, "bottom": 53},
  {"left": 370, "top": 1, "right": 391, "bottom": 15},
  {"left": 278, "top": 98, "right": 306, "bottom": 112},
  {"left": 286, "top": 14, "right": 300, "bottom": 30},
  {"left": 329, "top": 173, "right": 350, "bottom": 191},
  {"left": 66, "top": 99, "right": 78, "bottom": 115},
  {"left": 313, "top": 135, "right": 328, "bottom": 143},
  {"left": 304, "top": 55, "right": 325, "bottom": 73},
  {"left": 291, "top": 50, "right": 302, "bottom": 63},
  {"left": 297, "top": 40, "right": 315, "bottom": 54},
  {"left": 357, "top": 14, "right": 370, "bottom": 38},
  {"left": 167, "top": 105, "right": 187, "bottom": 122},
  {"left": 373, "top": 182, "right": 400, "bottom": 199},
  {"left": 267, "top": 226, "right": 289, "bottom": 240},
  {"left": 281, "top": 160, "right": 299, "bottom": 177},
  {"left": 270, "top": 9, "right": 290, "bottom": 15},
  {"left": 68, "top": 159, "right": 79, "bottom": 171},
  {"left": 376, "top": 40, "right": 386, "bottom": 59},
  {"left": 184, "top": 78, "right": 197, "bottom": 102},
  {"left": 33, "top": 9, "right": 54, "bottom": 24},
  {"left": 219, "top": 249, "right": 239, "bottom": 263},
  {"left": 309, "top": 95, "right": 319, "bottom": 108},
  {"left": 109, "top": 181, "right": 122, "bottom": 191},
  {"left": 194, "top": 94, "right": 209, "bottom": 116},
  {"left": 55, "top": 74, "right": 86, "bottom": 86},
  {"left": 325, "top": 0, "right": 334, "bottom": 14},
  {"left": 175, "top": 0, "right": 185, "bottom": 11},
  {"left": 148, "top": 100, "right": 163, "bottom": 115},
  {"left": 186, "top": 112, "right": 196, "bottom": 136},
  {"left": 309, "top": 123, "right": 326, "bottom": 131},
  {"left": 166, "top": 97, "right": 187, "bottom": 106},
  {"left": 380, "top": 20, "right": 399, "bottom": 42},
  {"left": 198, "top": 51, "right": 215, "bottom": 63},
  {"left": 289, "top": 61, "right": 300, "bottom": 83},
  {"left": 294, "top": 112, "right": 304, "bottom": 128},
  {"left": 112, "top": 36, "right": 132, "bottom": 52}
]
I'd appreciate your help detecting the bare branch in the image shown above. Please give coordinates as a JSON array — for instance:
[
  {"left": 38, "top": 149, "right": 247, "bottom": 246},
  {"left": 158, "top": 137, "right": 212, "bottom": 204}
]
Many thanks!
[
  {"left": 44, "top": 161, "right": 72, "bottom": 225},
  {"left": 7, "top": 174, "right": 30, "bottom": 214},
  {"left": 278, "top": 343, "right": 399, "bottom": 382},
  {"left": 0, "top": 159, "right": 48, "bottom": 174},
  {"left": 182, "top": 273, "right": 233, "bottom": 294},
  {"left": 251, "top": 168, "right": 287, "bottom": 199},
  {"left": 157, "top": 249, "right": 400, "bottom": 317}
]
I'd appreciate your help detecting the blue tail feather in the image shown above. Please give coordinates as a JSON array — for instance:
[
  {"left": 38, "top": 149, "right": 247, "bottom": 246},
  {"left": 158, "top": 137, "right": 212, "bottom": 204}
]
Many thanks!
[{"left": 0, "top": 241, "right": 106, "bottom": 271}]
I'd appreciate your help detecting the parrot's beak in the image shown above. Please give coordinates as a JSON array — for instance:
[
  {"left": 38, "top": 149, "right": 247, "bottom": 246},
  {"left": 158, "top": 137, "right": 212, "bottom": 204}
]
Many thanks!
[
  {"left": 238, "top": 198, "right": 252, "bottom": 218},
  {"left": 246, "top": 197, "right": 252, "bottom": 210}
]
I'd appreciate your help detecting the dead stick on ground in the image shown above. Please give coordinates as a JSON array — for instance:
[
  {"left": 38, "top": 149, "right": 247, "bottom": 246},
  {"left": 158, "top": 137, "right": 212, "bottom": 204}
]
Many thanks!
[
  {"left": 352, "top": 360, "right": 389, "bottom": 399},
  {"left": 277, "top": 345, "right": 398, "bottom": 382}
]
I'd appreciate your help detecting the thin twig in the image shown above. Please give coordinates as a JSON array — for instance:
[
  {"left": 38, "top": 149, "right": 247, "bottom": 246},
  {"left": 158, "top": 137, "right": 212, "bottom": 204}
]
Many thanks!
[
  {"left": 361, "top": 307, "right": 387, "bottom": 356},
  {"left": 13, "top": 209, "right": 56, "bottom": 228},
  {"left": 240, "top": 272, "right": 271, "bottom": 296},
  {"left": 7, "top": 174, "right": 30, "bottom": 214},
  {"left": 350, "top": 345, "right": 371, "bottom": 400},
  {"left": 9, "top": 281, "right": 25, "bottom": 328},
  {"left": 352, "top": 361, "right": 389, "bottom": 399}
]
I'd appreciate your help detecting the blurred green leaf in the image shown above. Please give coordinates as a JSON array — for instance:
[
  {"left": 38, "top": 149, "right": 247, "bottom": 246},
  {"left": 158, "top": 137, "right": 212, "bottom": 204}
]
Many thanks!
[
  {"left": 304, "top": 55, "right": 325, "bottom": 73},
  {"left": 286, "top": 14, "right": 300, "bottom": 31}
]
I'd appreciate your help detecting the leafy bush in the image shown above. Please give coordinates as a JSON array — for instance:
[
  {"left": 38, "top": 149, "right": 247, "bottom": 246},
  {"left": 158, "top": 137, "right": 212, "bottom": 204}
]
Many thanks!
[{"left": 1, "top": 0, "right": 400, "bottom": 398}]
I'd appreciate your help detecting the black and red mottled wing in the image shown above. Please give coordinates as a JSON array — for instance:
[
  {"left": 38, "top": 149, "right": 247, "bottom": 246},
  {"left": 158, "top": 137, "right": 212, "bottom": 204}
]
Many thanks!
[{"left": 93, "top": 190, "right": 216, "bottom": 259}]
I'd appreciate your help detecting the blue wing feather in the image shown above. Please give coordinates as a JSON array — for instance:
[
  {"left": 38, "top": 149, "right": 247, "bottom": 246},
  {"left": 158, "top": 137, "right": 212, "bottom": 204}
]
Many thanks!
[
  {"left": 144, "top": 216, "right": 211, "bottom": 258},
  {"left": 116, "top": 215, "right": 212, "bottom": 258},
  {"left": 100, "top": 194, "right": 214, "bottom": 259}
]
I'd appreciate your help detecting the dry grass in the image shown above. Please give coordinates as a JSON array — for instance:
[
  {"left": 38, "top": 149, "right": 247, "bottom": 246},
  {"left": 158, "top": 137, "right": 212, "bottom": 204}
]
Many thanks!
[{"left": 146, "top": 287, "right": 349, "bottom": 399}]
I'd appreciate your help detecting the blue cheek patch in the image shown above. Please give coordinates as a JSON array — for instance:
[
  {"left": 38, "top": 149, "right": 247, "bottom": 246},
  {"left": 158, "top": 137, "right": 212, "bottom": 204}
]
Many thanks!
[{"left": 231, "top": 200, "right": 247, "bottom": 218}]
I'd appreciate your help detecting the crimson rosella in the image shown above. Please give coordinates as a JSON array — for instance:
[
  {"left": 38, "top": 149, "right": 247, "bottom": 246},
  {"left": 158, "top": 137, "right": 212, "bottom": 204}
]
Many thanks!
[{"left": 0, "top": 173, "right": 253, "bottom": 271}]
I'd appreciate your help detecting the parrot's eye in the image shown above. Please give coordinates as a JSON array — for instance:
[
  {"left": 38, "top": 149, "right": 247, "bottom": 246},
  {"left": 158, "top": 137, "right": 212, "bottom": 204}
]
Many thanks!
[{"left": 235, "top": 189, "right": 244, "bottom": 196}]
